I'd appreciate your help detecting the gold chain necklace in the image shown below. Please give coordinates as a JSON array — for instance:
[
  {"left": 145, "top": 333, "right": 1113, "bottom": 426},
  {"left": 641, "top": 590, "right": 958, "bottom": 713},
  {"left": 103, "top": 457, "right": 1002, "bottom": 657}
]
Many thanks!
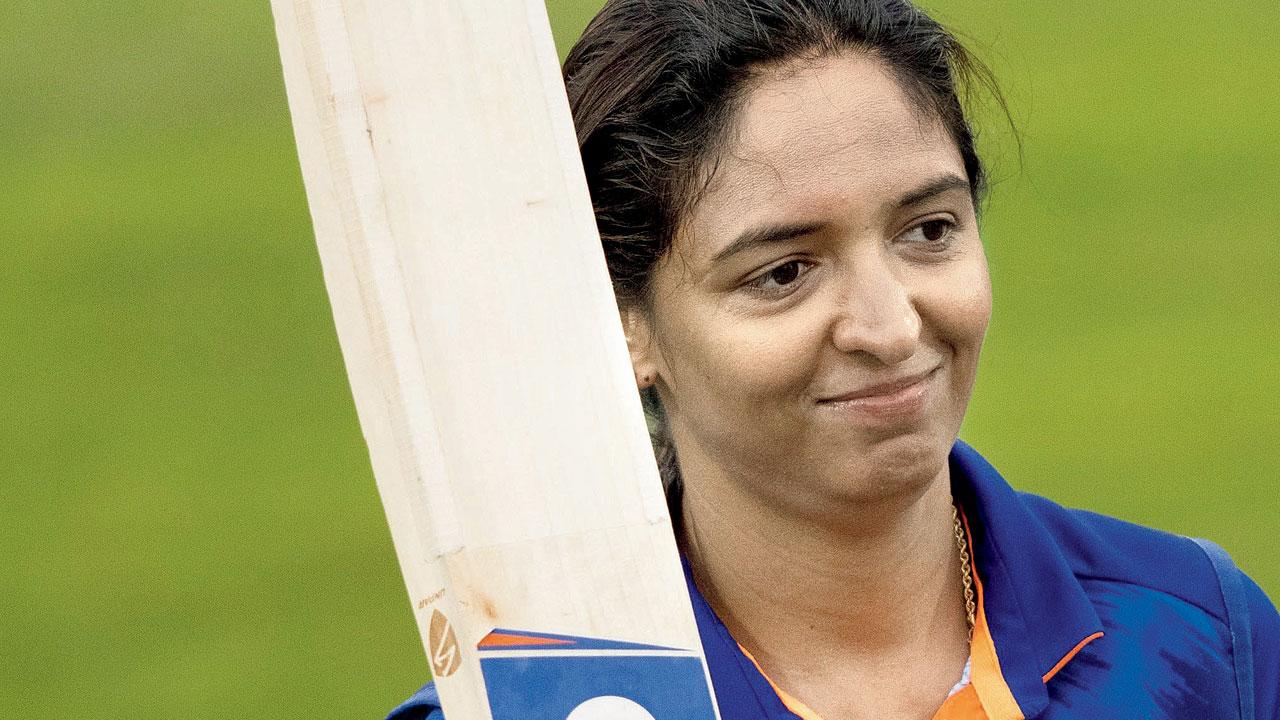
[{"left": 952, "top": 503, "right": 977, "bottom": 640}]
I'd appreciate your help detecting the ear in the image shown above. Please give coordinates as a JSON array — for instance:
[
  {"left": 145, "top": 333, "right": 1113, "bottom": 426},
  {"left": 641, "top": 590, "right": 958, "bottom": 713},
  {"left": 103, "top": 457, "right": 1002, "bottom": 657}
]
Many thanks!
[{"left": 620, "top": 305, "right": 660, "bottom": 390}]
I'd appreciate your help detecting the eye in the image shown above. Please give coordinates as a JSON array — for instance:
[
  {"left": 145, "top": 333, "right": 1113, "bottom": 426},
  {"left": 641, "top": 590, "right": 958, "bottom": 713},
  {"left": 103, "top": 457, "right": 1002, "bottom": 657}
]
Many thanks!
[
  {"left": 901, "top": 218, "right": 956, "bottom": 247},
  {"left": 744, "top": 259, "right": 813, "bottom": 296}
]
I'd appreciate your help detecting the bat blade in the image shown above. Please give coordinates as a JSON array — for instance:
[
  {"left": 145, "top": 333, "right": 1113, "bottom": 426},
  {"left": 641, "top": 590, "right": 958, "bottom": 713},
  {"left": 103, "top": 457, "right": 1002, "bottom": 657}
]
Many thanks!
[{"left": 269, "top": 1, "right": 720, "bottom": 717}]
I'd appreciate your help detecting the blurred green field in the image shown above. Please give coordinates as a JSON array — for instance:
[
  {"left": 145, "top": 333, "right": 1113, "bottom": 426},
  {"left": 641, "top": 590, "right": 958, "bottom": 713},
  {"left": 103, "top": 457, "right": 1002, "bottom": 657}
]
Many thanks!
[{"left": 1, "top": 1, "right": 1275, "bottom": 717}]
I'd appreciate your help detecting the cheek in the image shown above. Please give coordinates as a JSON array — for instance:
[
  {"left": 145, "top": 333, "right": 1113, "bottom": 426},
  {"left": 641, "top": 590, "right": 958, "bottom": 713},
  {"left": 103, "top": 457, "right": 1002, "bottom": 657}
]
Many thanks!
[
  {"left": 654, "top": 298, "right": 823, "bottom": 419},
  {"left": 922, "top": 249, "right": 991, "bottom": 370}
]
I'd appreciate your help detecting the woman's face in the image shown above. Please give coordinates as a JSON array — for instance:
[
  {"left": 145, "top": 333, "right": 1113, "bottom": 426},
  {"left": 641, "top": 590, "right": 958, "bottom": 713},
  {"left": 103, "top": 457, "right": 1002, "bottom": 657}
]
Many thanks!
[{"left": 628, "top": 51, "right": 992, "bottom": 516}]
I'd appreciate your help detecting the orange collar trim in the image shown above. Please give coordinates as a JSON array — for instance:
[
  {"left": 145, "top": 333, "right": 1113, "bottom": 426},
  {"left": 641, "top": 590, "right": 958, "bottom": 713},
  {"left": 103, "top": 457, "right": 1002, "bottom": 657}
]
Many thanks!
[
  {"left": 736, "top": 644, "right": 824, "bottom": 720},
  {"left": 1041, "top": 631, "right": 1105, "bottom": 683}
]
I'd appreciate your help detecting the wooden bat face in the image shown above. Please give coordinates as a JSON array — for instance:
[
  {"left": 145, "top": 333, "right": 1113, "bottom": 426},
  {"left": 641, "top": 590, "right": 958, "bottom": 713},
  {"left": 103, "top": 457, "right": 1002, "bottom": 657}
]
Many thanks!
[{"left": 269, "top": 1, "right": 720, "bottom": 717}]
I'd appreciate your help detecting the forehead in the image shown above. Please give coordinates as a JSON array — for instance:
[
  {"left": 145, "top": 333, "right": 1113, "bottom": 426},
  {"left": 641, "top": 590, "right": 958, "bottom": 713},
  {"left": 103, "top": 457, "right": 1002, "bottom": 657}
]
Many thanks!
[{"left": 679, "top": 51, "right": 966, "bottom": 254}]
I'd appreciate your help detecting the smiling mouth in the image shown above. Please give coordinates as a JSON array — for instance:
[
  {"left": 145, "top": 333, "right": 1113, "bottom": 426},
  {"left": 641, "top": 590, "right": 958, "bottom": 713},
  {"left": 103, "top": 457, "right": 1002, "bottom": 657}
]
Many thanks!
[{"left": 817, "top": 367, "right": 939, "bottom": 422}]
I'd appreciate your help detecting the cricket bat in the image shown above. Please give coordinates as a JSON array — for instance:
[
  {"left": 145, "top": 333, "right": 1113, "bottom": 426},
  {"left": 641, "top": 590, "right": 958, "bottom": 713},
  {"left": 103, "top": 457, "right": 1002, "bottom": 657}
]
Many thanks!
[{"left": 269, "top": 1, "right": 720, "bottom": 718}]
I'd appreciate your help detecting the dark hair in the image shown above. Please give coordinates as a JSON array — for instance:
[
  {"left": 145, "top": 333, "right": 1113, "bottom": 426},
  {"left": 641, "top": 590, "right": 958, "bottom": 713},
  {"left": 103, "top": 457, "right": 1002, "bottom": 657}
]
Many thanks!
[{"left": 562, "top": 0, "right": 1003, "bottom": 486}]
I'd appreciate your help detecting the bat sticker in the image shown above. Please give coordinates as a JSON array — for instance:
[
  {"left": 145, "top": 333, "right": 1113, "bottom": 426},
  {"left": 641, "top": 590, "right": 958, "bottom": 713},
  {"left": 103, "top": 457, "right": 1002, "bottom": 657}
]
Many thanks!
[
  {"left": 477, "top": 629, "right": 718, "bottom": 720},
  {"left": 428, "top": 609, "right": 461, "bottom": 677}
]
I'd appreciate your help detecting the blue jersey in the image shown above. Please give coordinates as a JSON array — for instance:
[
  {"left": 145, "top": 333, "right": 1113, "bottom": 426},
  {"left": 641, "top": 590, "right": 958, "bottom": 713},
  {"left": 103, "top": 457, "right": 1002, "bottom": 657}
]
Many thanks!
[{"left": 387, "top": 441, "right": 1279, "bottom": 719}]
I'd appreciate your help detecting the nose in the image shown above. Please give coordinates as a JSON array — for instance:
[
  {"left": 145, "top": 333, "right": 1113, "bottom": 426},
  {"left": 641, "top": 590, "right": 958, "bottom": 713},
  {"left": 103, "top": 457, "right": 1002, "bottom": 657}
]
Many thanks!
[{"left": 829, "top": 255, "right": 921, "bottom": 364}]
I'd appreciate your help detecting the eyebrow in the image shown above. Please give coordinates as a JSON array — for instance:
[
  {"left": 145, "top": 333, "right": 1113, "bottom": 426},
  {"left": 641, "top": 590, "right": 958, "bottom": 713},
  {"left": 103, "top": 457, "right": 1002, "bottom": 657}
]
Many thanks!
[
  {"left": 709, "top": 173, "right": 972, "bottom": 265},
  {"left": 709, "top": 220, "right": 827, "bottom": 265},
  {"left": 895, "top": 174, "right": 971, "bottom": 209}
]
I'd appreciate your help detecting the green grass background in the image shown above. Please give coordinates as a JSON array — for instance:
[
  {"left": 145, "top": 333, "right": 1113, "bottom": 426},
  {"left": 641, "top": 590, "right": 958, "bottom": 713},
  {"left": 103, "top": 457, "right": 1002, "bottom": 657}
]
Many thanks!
[{"left": 2, "top": 1, "right": 1275, "bottom": 717}]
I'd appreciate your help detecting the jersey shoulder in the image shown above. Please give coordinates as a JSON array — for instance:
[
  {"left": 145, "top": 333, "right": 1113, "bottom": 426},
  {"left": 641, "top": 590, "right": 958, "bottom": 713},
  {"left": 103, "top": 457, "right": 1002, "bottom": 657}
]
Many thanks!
[
  {"left": 1018, "top": 491, "right": 1229, "bottom": 619},
  {"left": 1017, "top": 491, "right": 1280, "bottom": 717}
]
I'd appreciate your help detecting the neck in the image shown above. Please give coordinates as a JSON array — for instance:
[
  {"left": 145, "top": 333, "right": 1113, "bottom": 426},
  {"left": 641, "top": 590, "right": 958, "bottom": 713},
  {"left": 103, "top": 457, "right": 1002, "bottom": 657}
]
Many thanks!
[{"left": 678, "top": 459, "right": 969, "bottom": 666}]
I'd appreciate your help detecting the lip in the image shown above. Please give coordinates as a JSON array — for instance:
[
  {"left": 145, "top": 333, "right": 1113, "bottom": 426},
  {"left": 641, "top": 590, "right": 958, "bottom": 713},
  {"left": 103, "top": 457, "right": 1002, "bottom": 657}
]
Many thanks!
[{"left": 816, "top": 367, "right": 939, "bottom": 422}]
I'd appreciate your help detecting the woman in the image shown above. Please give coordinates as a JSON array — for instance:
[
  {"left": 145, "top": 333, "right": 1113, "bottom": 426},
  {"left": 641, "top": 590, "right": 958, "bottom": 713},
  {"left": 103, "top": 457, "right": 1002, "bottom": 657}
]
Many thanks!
[{"left": 390, "top": 1, "right": 1279, "bottom": 718}]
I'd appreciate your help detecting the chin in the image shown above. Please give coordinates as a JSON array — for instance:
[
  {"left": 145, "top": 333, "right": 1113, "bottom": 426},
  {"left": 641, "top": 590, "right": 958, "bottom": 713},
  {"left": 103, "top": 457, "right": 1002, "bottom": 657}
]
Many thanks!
[{"left": 827, "top": 428, "right": 952, "bottom": 505}]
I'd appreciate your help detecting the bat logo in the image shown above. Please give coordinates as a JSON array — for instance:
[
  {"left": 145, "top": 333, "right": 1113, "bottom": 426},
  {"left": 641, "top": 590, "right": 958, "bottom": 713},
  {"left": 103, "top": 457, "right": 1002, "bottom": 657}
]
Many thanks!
[
  {"left": 428, "top": 609, "right": 461, "bottom": 677},
  {"left": 478, "top": 629, "right": 717, "bottom": 720}
]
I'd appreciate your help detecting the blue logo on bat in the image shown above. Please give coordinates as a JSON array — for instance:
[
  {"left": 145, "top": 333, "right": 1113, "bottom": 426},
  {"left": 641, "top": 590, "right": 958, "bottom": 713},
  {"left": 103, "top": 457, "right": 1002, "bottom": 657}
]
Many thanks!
[{"left": 478, "top": 629, "right": 718, "bottom": 720}]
